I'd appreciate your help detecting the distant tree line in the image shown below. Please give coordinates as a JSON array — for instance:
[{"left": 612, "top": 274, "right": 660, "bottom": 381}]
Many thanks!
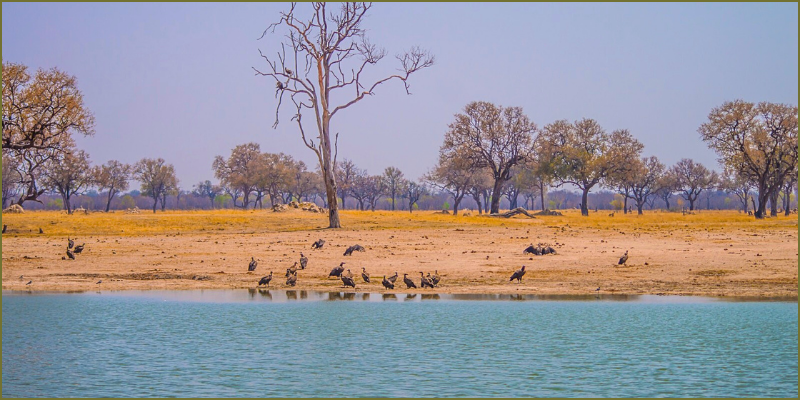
[{"left": 3, "top": 61, "right": 797, "bottom": 218}]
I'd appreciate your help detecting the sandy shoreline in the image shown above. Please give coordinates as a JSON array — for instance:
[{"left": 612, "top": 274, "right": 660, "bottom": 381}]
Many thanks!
[{"left": 1, "top": 210, "right": 797, "bottom": 298}]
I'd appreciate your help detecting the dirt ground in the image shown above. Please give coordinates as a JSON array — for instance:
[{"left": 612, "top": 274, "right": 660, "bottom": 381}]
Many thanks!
[{"left": 1, "top": 209, "right": 797, "bottom": 298}]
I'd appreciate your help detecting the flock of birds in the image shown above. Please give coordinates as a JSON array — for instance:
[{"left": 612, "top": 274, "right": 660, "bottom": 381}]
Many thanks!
[
  {"left": 65, "top": 238, "right": 86, "bottom": 260},
  {"left": 248, "top": 238, "right": 631, "bottom": 290}
]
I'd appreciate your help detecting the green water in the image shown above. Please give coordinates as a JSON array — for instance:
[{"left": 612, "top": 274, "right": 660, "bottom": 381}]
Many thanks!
[{"left": 2, "top": 290, "right": 797, "bottom": 397}]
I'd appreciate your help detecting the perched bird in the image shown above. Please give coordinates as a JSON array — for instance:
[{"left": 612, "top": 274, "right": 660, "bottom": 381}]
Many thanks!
[
  {"left": 248, "top": 257, "right": 258, "bottom": 272},
  {"left": 618, "top": 250, "right": 629, "bottom": 265},
  {"left": 381, "top": 275, "right": 394, "bottom": 289},
  {"left": 74, "top": 243, "right": 85, "bottom": 254},
  {"left": 343, "top": 244, "right": 366, "bottom": 256},
  {"left": 328, "top": 262, "right": 346, "bottom": 278},
  {"left": 403, "top": 273, "right": 417, "bottom": 289},
  {"left": 26, "top": 280, "right": 32, "bottom": 285},
  {"left": 431, "top": 270, "right": 441, "bottom": 287},
  {"left": 286, "top": 271, "right": 297, "bottom": 287},
  {"left": 311, "top": 239, "right": 326, "bottom": 249},
  {"left": 39, "top": 227, "right": 43, "bottom": 234},
  {"left": 285, "top": 67, "right": 293, "bottom": 75},
  {"left": 68, "top": 238, "right": 75, "bottom": 249},
  {"left": 510, "top": 265, "right": 526, "bottom": 283},
  {"left": 420, "top": 272, "right": 434, "bottom": 289},
  {"left": 341, "top": 274, "right": 356, "bottom": 289},
  {"left": 361, "top": 267, "right": 370, "bottom": 283},
  {"left": 276, "top": 81, "right": 285, "bottom": 90},
  {"left": 285, "top": 262, "right": 298, "bottom": 277},
  {"left": 299, "top": 253, "right": 308, "bottom": 269},
  {"left": 67, "top": 249, "right": 75, "bottom": 260},
  {"left": 258, "top": 272, "right": 274, "bottom": 287},
  {"left": 388, "top": 271, "right": 399, "bottom": 283}
]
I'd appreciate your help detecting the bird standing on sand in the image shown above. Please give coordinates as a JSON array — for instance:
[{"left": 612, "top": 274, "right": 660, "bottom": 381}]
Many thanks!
[
  {"left": 618, "top": 250, "right": 629, "bottom": 265},
  {"left": 311, "top": 239, "right": 326, "bottom": 249},
  {"left": 341, "top": 274, "right": 356, "bottom": 289},
  {"left": 329, "top": 262, "right": 346, "bottom": 278},
  {"left": 403, "top": 273, "right": 417, "bottom": 289},
  {"left": 431, "top": 270, "right": 441, "bottom": 287},
  {"left": 248, "top": 257, "right": 258, "bottom": 272},
  {"left": 67, "top": 249, "right": 75, "bottom": 260},
  {"left": 26, "top": 280, "right": 32, "bottom": 285},
  {"left": 510, "top": 265, "right": 526, "bottom": 283},
  {"left": 96, "top": 280, "right": 102, "bottom": 284},
  {"left": 361, "top": 267, "right": 370, "bottom": 283},
  {"left": 285, "top": 262, "right": 298, "bottom": 277},
  {"left": 286, "top": 271, "right": 297, "bottom": 286},
  {"left": 258, "top": 272, "right": 273, "bottom": 287},
  {"left": 39, "top": 227, "right": 43, "bottom": 234},
  {"left": 382, "top": 275, "right": 394, "bottom": 289},
  {"left": 299, "top": 253, "right": 308, "bottom": 270},
  {"left": 68, "top": 238, "right": 74, "bottom": 249},
  {"left": 74, "top": 243, "right": 85, "bottom": 254},
  {"left": 388, "top": 271, "right": 398, "bottom": 283},
  {"left": 420, "top": 272, "right": 434, "bottom": 288}
]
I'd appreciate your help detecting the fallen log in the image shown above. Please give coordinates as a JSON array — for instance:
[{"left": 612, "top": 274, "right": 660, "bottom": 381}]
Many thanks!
[{"left": 489, "top": 207, "right": 536, "bottom": 218}]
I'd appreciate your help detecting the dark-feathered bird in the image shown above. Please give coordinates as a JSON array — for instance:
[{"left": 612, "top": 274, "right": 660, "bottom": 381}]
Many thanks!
[
  {"left": 431, "top": 270, "right": 441, "bottom": 287},
  {"left": 26, "top": 280, "right": 32, "bottom": 285},
  {"left": 96, "top": 280, "right": 102, "bottom": 284},
  {"left": 68, "top": 238, "right": 74, "bottom": 249},
  {"left": 67, "top": 249, "right": 75, "bottom": 260},
  {"left": 311, "top": 239, "right": 326, "bottom": 249},
  {"left": 618, "top": 250, "right": 629, "bottom": 265},
  {"left": 286, "top": 271, "right": 297, "bottom": 286},
  {"left": 545, "top": 246, "right": 556, "bottom": 255},
  {"left": 258, "top": 272, "right": 273, "bottom": 287},
  {"left": 510, "top": 265, "right": 526, "bottom": 283},
  {"left": 382, "top": 275, "right": 394, "bottom": 289},
  {"left": 344, "top": 269, "right": 353, "bottom": 279},
  {"left": 285, "top": 67, "right": 293, "bottom": 75},
  {"left": 74, "top": 243, "right": 85, "bottom": 254},
  {"left": 420, "top": 272, "right": 434, "bottom": 288},
  {"left": 361, "top": 267, "right": 370, "bottom": 283},
  {"left": 341, "top": 274, "right": 356, "bottom": 289},
  {"left": 2, "top": 224, "right": 6, "bottom": 233},
  {"left": 388, "top": 271, "right": 398, "bottom": 283},
  {"left": 328, "top": 262, "right": 345, "bottom": 278},
  {"left": 299, "top": 253, "right": 308, "bottom": 269},
  {"left": 39, "top": 227, "right": 43, "bottom": 234},
  {"left": 248, "top": 257, "right": 258, "bottom": 272},
  {"left": 403, "top": 273, "right": 417, "bottom": 289},
  {"left": 285, "top": 262, "right": 298, "bottom": 277},
  {"left": 343, "top": 244, "right": 366, "bottom": 256},
  {"left": 523, "top": 245, "right": 540, "bottom": 255}
]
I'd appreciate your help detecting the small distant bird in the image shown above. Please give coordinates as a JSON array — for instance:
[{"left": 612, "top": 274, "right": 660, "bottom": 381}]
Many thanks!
[
  {"left": 96, "top": 280, "right": 102, "bottom": 284},
  {"left": 618, "top": 250, "right": 629, "bottom": 265},
  {"left": 74, "top": 243, "right": 85, "bottom": 254},
  {"left": 510, "top": 265, "right": 526, "bottom": 283},
  {"left": 403, "top": 273, "right": 417, "bottom": 289},
  {"left": 68, "top": 238, "right": 75, "bottom": 249},
  {"left": 286, "top": 271, "right": 297, "bottom": 287},
  {"left": 329, "top": 262, "right": 345, "bottom": 278},
  {"left": 276, "top": 81, "right": 285, "bottom": 90},
  {"left": 388, "top": 271, "right": 399, "bottom": 283},
  {"left": 67, "top": 249, "right": 75, "bottom": 260},
  {"left": 19, "top": 275, "right": 24, "bottom": 280},
  {"left": 311, "top": 239, "right": 326, "bottom": 249},
  {"left": 382, "top": 275, "right": 394, "bottom": 289},
  {"left": 248, "top": 257, "right": 258, "bottom": 272},
  {"left": 343, "top": 244, "right": 365, "bottom": 256},
  {"left": 420, "top": 272, "right": 434, "bottom": 288},
  {"left": 285, "top": 262, "right": 298, "bottom": 277},
  {"left": 26, "top": 280, "right": 32, "bottom": 285},
  {"left": 299, "top": 253, "right": 308, "bottom": 269},
  {"left": 595, "top": 287, "right": 601, "bottom": 292},
  {"left": 361, "top": 267, "right": 370, "bottom": 283},
  {"left": 341, "top": 274, "right": 356, "bottom": 289},
  {"left": 285, "top": 67, "right": 293, "bottom": 75},
  {"left": 2, "top": 224, "right": 6, "bottom": 233},
  {"left": 258, "top": 272, "right": 273, "bottom": 287},
  {"left": 39, "top": 227, "right": 43, "bottom": 234},
  {"left": 431, "top": 270, "right": 441, "bottom": 287}
]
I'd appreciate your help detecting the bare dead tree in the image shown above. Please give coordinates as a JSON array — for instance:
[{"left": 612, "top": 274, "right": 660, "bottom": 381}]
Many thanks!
[{"left": 254, "top": 2, "right": 434, "bottom": 228}]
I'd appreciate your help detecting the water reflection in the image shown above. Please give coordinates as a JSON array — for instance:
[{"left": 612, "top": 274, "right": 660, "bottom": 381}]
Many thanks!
[
  {"left": 258, "top": 289, "right": 272, "bottom": 300},
  {"left": 405, "top": 294, "right": 417, "bottom": 301},
  {"left": 421, "top": 294, "right": 440, "bottom": 301},
  {"left": 286, "top": 290, "right": 297, "bottom": 300},
  {"left": 382, "top": 293, "right": 397, "bottom": 301}
]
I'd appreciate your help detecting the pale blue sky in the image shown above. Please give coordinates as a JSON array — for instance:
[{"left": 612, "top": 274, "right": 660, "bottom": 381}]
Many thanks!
[{"left": 3, "top": 2, "right": 797, "bottom": 189}]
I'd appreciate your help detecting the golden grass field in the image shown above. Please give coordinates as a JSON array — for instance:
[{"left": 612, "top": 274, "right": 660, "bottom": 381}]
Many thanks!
[{"left": 1, "top": 208, "right": 797, "bottom": 298}]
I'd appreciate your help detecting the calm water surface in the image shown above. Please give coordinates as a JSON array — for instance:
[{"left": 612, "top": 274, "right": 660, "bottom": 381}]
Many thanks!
[{"left": 2, "top": 290, "right": 797, "bottom": 397}]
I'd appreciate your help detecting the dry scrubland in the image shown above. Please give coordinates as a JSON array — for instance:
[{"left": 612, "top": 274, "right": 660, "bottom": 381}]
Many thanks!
[{"left": 1, "top": 209, "right": 797, "bottom": 298}]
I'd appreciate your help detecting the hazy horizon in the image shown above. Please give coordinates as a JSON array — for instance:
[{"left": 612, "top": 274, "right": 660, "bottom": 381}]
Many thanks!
[{"left": 3, "top": 2, "right": 797, "bottom": 190}]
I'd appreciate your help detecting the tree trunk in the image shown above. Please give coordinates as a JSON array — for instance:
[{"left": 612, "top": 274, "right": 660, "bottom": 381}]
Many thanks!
[
  {"left": 623, "top": 195, "right": 628, "bottom": 214},
  {"left": 769, "top": 189, "right": 779, "bottom": 217},
  {"left": 754, "top": 190, "right": 768, "bottom": 219},
  {"left": 62, "top": 193, "right": 72, "bottom": 214},
  {"left": 580, "top": 188, "right": 589, "bottom": 216},
  {"left": 105, "top": 190, "right": 114, "bottom": 212},
  {"left": 636, "top": 199, "right": 644, "bottom": 215},
  {"left": 490, "top": 178, "right": 504, "bottom": 214},
  {"left": 453, "top": 196, "right": 462, "bottom": 216},
  {"left": 152, "top": 197, "right": 158, "bottom": 213},
  {"left": 688, "top": 196, "right": 695, "bottom": 211},
  {"left": 784, "top": 184, "right": 792, "bottom": 216}
]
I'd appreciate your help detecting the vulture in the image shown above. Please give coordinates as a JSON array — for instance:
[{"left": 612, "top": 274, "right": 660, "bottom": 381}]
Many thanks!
[
  {"left": 420, "top": 272, "right": 434, "bottom": 289},
  {"left": 361, "top": 267, "right": 370, "bottom": 283},
  {"left": 341, "top": 274, "right": 356, "bottom": 289},
  {"left": 258, "top": 272, "right": 273, "bottom": 287},
  {"left": 285, "top": 262, "right": 298, "bottom": 277},
  {"left": 344, "top": 269, "right": 354, "bottom": 279},
  {"left": 2, "top": 224, "right": 6, "bottom": 233},
  {"left": 403, "top": 273, "right": 417, "bottom": 289},
  {"left": 299, "top": 253, "right": 308, "bottom": 269},
  {"left": 66, "top": 249, "right": 75, "bottom": 260},
  {"left": 328, "top": 262, "right": 346, "bottom": 278},
  {"left": 286, "top": 271, "right": 298, "bottom": 287},
  {"left": 248, "top": 257, "right": 258, "bottom": 272},
  {"left": 510, "top": 265, "right": 526, "bottom": 283},
  {"left": 39, "top": 227, "right": 43, "bottom": 234},
  {"left": 545, "top": 246, "right": 557, "bottom": 255},
  {"left": 523, "top": 245, "right": 540, "bottom": 255},
  {"left": 381, "top": 275, "right": 394, "bottom": 290},
  {"left": 26, "top": 280, "right": 32, "bottom": 285},
  {"left": 74, "top": 244, "right": 85, "bottom": 254},
  {"left": 388, "top": 271, "right": 399, "bottom": 283},
  {"left": 311, "top": 239, "right": 326, "bottom": 249},
  {"left": 68, "top": 238, "right": 75, "bottom": 249},
  {"left": 618, "top": 250, "right": 629, "bottom": 265},
  {"left": 343, "top": 244, "right": 366, "bottom": 256},
  {"left": 430, "top": 270, "right": 441, "bottom": 287}
]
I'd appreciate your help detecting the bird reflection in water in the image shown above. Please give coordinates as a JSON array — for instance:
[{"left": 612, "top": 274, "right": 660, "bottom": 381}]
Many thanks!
[
  {"left": 247, "top": 288, "right": 257, "bottom": 299},
  {"left": 286, "top": 290, "right": 298, "bottom": 300},
  {"left": 421, "top": 293, "right": 440, "bottom": 300},
  {"left": 328, "top": 292, "right": 343, "bottom": 301},
  {"left": 299, "top": 290, "right": 308, "bottom": 299},
  {"left": 382, "top": 293, "right": 397, "bottom": 301},
  {"left": 342, "top": 292, "right": 355, "bottom": 301},
  {"left": 405, "top": 293, "right": 417, "bottom": 301},
  {"left": 258, "top": 289, "right": 272, "bottom": 300}
]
